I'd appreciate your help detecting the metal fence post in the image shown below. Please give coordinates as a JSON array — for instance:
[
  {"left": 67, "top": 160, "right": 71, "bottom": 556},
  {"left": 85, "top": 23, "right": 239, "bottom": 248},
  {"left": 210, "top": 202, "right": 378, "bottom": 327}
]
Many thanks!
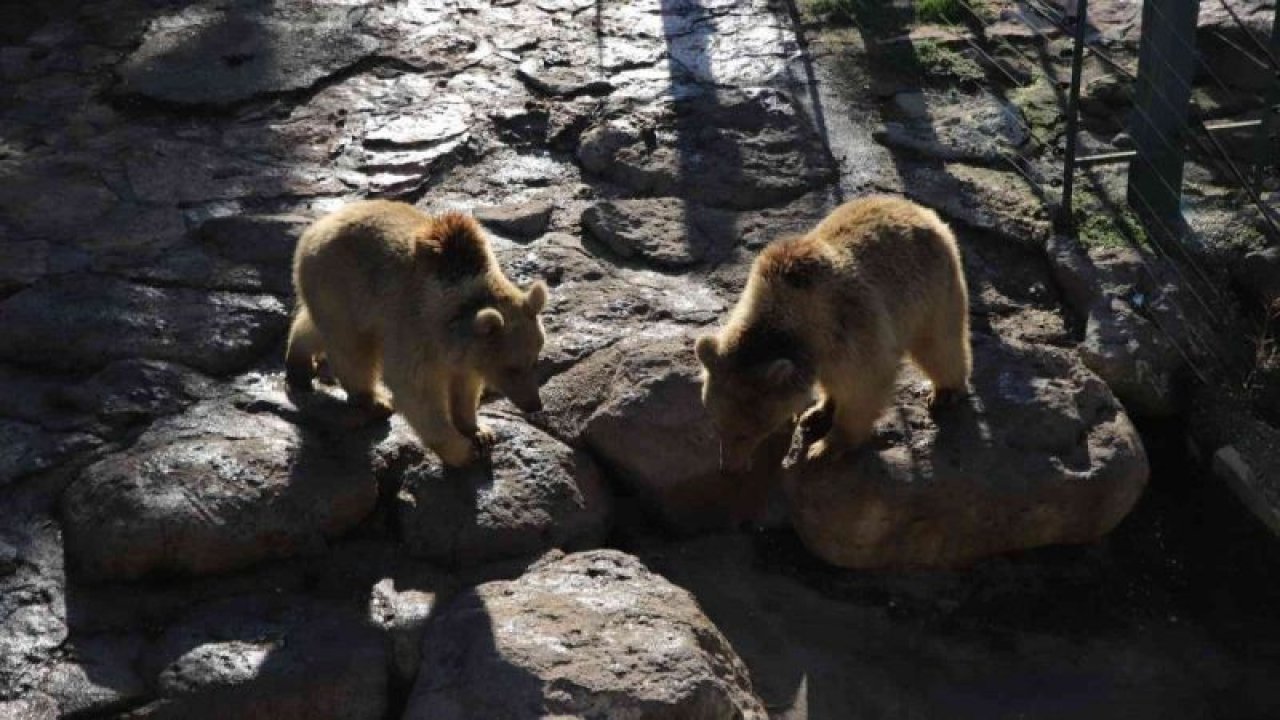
[
  {"left": 1127, "top": 0, "right": 1202, "bottom": 234},
  {"left": 1059, "top": 0, "right": 1089, "bottom": 229},
  {"left": 1254, "top": 7, "right": 1280, "bottom": 183}
]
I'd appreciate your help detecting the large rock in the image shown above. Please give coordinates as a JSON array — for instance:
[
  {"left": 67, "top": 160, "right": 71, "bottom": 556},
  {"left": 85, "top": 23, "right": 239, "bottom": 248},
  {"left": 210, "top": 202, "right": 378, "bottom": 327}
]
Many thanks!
[
  {"left": 783, "top": 333, "right": 1149, "bottom": 569},
  {"left": 403, "top": 550, "right": 768, "bottom": 719},
  {"left": 0, "top": 512, "right": 66, "bottom": 702},
  {"left": 535, "top": 333, "right": 787, "bottom": 531},
  {"left": 0, "top": 420, "right": 101, "bottom": 488},
  {"left": 39, "top": 634, "right": 147, "bottom": 717},
  {"left": 129, "top": 595, "right": 386, "bottom": 720},
  {"left": 577, "top": 88, "right": 836, "bottom": 210},
  {"left": 1046, "top": 232, "right": 1226, "bottom": 417},
  {"left": 1191, "top": 388, "right": 1280, "bottom": 538},
  {"left": 492, "top": 232, "right": 726, "bottom": 372},
  {"left": 473, "top": 201, "right": 553, "bottom": 240},
  {"left": 581, "top": 197, "right": 738, "bottom": 269},
  {"left": 901, "top": 162, "right": 1052, "bottom": 246},
  {"left": 391, "top": 410, "right": 610, "bottom": 568},
  {"left": 61, "top": 384, "right": 378, "bottom": 581},
  {"left": 875, "top": 90, "right": 1029, "bottom": 164},
  {"left": 116, "top": 5, "right": 382, "bottom": 106},
  {"left": 0, "top": 276, "right": 288, "bottom": 375}
]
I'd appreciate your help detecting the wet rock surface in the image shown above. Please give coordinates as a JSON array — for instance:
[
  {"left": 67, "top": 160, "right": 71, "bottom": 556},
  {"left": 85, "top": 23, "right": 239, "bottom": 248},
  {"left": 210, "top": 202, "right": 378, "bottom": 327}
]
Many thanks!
[
  {"left": 2, "top": 0, "right": 1277, "bottom": 716},
  {"left": 537, "top": 333, "right": 787, "bottom": 531},
  {"left": 404, "top": 550, "right": 767, "bottom": 720},
  {"left": 130, "top": 594, "right": 387, "bottom": 720},
  {"left": 62, "top": 380, "right": 379, "bottom": 581},
  {"left": 0, "top": 276, "right": 288, "bottom": 376},
  {"left": 390, "top": 410, "right": 611, "bottom": 568},
  {"left": 783, "top": 333, "right": 1149, "bottom": 569}
]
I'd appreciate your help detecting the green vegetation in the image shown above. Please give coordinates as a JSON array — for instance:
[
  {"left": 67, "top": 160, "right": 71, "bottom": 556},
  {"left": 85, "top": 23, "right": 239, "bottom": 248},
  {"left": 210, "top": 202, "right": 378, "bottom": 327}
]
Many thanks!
[
  {"left": 1009, "top": 76, "right": 1064, "bottom": 139},
  {"left": 912, "top": 39, "right": 986, "bottom": 85},
  {"left": 803, "top": 0, "right": 986, "bottom": 26},
  {"left": 915, "top": 0, "right": 970, "bottom": 24},
  {"left": 1073, "top": 197, "right": 1150, "bottom": 250}
]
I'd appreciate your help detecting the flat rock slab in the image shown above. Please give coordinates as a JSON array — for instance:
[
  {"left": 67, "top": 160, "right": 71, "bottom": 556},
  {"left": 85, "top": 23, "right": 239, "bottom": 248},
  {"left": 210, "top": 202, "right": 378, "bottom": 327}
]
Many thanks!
[
  {"left": 0, "top": 275, "right": 287, "bottom": 376},
  {"left": 391, "top": 411, "right": 610, "bottom": 568},
  {"left": 582, "top": 197, "right": 737, "bottom": 269},
  {"left": 116, "top": 5, "right": 381, "bottom": 106},
  {"left": 473, "top": 201, "right": 553, "bottom": 239},
  {"left": 876, "top": 90, "right": 1028, "bottom": 164},
  {"left": 535, "top": 333, "right": 786, "bottom": 531},
  {"left": 62, "top": 386, "right": 378, "bottom": 581},
  {"left": 404, "top": 550, "right": 767, "bottom": 719},
  {"left": 577, "top": 88, "right": 836, "bottom": 210},
  {"left": 783, "top": 333, "right": 1149, "bottom": 569},
  {"left": 130, "top": 595, "right": 386, "bottom": 720}
]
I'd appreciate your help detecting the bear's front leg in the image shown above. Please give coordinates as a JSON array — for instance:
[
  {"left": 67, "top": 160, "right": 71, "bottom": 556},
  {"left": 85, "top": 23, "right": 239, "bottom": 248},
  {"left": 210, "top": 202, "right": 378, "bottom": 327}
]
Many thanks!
[
  {"left": 804, "top": 378, "right": 894, "bottom": 464},
  {"left": 396, "top": 386, "right": 480, "bottom": 467},
  {"left": 449, "top": 373, "right": 496, "bottom": 451}
]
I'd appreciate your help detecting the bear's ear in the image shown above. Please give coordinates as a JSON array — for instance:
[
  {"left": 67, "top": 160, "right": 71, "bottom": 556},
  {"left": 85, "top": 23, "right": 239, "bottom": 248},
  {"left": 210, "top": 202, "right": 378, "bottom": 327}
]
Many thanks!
[
  {"left": 473, "top": 308, "right": 505, "bottom": 336},
  {"left": 763, "top": 357, "right": 796, "bottom": 386},
  {"left": 694, "top": 335, "right": 720, "bottom": 369},
  {"left": 524, "top": 281, "right": 548, "bottom": 315}
]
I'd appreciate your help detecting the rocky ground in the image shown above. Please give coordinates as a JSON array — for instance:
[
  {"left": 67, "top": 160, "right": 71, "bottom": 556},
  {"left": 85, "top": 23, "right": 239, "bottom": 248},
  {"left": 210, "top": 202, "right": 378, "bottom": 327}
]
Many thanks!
[{"left": 1, "top": 0, "right": 1278, "bottom": 718}]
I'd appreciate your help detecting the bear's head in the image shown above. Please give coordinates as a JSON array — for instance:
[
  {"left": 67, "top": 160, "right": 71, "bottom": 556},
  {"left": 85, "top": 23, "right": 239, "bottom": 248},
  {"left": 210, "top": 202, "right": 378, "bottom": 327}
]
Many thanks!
[
  {"left": 694, "top": 334, "right": 813, "bottom": 473},
  {"left": 469, "top": 281, "right": 549, "bottom": 413}
]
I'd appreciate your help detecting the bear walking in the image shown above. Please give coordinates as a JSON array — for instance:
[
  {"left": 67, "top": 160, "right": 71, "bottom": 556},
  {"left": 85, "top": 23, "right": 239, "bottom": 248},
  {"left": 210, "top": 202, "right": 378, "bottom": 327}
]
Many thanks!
[
  {"left": 287, "top": 200, "right": 548, "bottom": 466},
  {"left": 695, "top": 195, "right": 970, "bottom": 471}
]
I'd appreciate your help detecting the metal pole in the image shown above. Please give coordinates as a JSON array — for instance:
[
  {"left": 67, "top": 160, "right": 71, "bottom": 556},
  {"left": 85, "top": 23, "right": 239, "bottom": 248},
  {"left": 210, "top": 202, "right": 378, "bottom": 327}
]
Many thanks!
[
  {"left": 1059, "top": 0, "right": 1089, "bottom": 229},
  {"left": 1127, "top": 0, "right": 1202, "bottom": 237},
  {"left": 1254, "top": 6, "right": 1280, "bottom": 186}
]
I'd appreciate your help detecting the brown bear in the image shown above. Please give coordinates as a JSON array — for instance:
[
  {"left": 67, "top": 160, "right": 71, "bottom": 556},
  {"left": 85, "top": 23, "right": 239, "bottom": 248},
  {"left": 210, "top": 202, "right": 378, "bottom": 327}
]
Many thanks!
[
  {"left": 695, "top": 195, "right": 970, "bottom": 471},
  {"left": 286, "top": 200, "right": 548, "bottom": 467}
]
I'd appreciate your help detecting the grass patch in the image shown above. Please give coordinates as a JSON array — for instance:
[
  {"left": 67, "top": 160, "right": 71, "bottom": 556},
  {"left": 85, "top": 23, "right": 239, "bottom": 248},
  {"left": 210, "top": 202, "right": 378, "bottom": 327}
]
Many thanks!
[
  {"left": 912, "top": 39, "right": 986, "bottom": 85},
  {"left": 1009, "top": 76, "right": 1064, "bottom": 138},
  {"left": 1073, "top": 198, "right": 1150, "bottom": 250},
  {"left": 804, "top": 0, "right": 987, "bottom": 26},
  {"left": 915, "top": 0, "right": 969, "bottom": 24}
]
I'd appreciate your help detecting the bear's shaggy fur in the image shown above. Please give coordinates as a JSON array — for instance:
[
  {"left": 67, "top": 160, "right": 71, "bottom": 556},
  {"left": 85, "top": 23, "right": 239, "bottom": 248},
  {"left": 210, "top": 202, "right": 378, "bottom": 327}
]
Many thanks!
[
  {"left": 696, "top": 195, "right": 971, "bottom": 471},
  {"left": 287, "top": 200, "right": 548, "bottom": 466}
]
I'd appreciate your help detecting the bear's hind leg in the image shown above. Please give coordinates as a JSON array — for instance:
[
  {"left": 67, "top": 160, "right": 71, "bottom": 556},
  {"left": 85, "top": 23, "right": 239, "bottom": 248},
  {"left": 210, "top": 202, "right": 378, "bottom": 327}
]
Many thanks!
[
  {"left": 326, "top": 331, "right": 392, "bottom": 421},
  {"left": 285, "top": 307, "right": 321, "bottom": 392},
  {"left": 909, "top": 299, "right": 971, "bottom": 410}
]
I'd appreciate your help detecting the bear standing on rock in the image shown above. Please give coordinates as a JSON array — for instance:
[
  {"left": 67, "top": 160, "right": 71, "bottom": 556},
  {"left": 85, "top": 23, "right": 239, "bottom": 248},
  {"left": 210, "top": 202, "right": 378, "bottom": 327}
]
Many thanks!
[
  {"left": 696, "top": 195, "right": 971, "bottom": 471},
  {"left": 286, "top": 200, "right": 549, "bottom": 467}
]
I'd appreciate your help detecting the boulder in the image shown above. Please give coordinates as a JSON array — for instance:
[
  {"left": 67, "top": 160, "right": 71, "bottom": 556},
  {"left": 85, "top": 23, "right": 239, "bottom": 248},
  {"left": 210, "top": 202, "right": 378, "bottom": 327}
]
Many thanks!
[
  {"left": 39, "top": 634, "right": 147, "bottom": 717},
  {"left": 535, "top": 333, "right": 787, "bottom": 531},
  {"left": 391, "top": 410, "right": 610, "bottom": 568},
  {"left": 491, "top": 233, "right": 725, "bottom": 372},
  {"left": 196, "top": 213, "right": 310, "bottom": 266},
  {"left": 0, "top": 275, "right": 288, "bottom": 375},
  {"left": 368, "top": 575, "right": 453, "bottom": 685},
  {"left": 403, "top": 550, "right": 767, "bottom": 719},
  {"left": 577, "top": 88, "right": 836, "bottom": 210},
  {"left": 129, "top": 595, "right": 386, "bottom": 720},
  {"left": 62, "top": 384, "right": 378, "bottom": 581},
  {"left": 116, "top": 5, "right": 381, "bottom": 106},
  {"left": 0, "top": 512, "right": 67, "bottom": 702},
  {"left": 473, "top": 201, "right": 553, "bottom": 239},
  {"left": 876, "top": 90, "right": 1029, "bottom": 164},
  {"left": 581, "top": 197, "right": 738, "bottom": 269},
  {"left": 1191, "top": 389, "right": 1280, "bottom": 539},
  {"left": 782, "top": 333, "right": 1150, "bottom": 569}
]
